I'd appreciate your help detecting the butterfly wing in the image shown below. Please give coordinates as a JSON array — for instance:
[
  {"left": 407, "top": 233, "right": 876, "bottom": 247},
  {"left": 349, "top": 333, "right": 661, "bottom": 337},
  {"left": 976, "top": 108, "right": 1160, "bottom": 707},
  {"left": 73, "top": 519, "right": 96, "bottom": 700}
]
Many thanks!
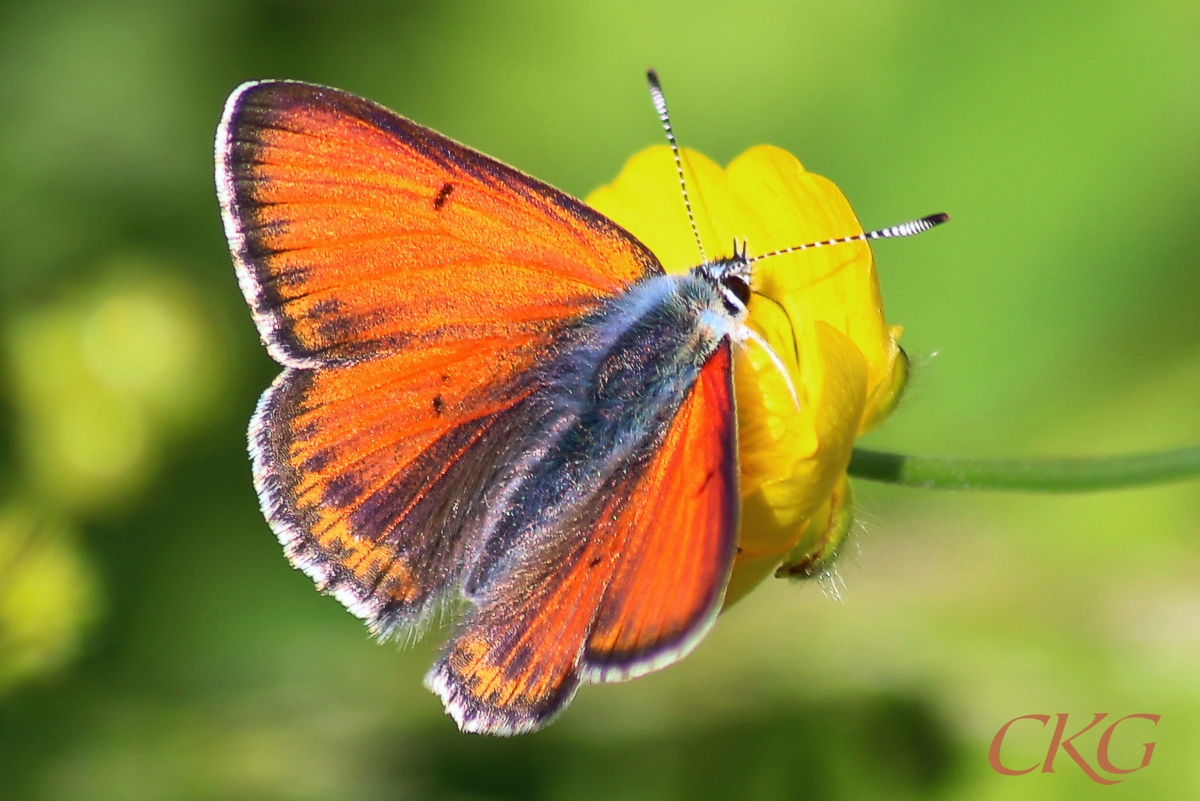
[
  {"left": 582, "top": 341, "right": 739, "bottom": 681},
  {"left": 426, "top": 342, "right": 738, "bottom": 734},
  {"left": 251, "top": 343, "right": 541, "bottom": 633},
  {"left": 218, "top": 81, "right": 663, "bottom": 633},
  {"left": 219, "top": 80, "right": 661, "bottom": 367}
]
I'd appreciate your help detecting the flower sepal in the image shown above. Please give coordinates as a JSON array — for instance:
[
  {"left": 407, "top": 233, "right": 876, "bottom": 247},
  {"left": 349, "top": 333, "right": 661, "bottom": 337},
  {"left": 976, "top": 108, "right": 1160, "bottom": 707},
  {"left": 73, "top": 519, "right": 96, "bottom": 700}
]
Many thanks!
[{"left": 775, "top": 475, "right": 854, "bottom": 581}]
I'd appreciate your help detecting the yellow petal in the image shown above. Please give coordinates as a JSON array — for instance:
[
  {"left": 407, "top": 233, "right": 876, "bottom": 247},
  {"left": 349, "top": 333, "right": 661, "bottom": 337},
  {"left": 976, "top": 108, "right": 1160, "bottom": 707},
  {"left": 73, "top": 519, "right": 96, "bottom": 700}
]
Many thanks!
[
  {"left": 723, "top": 146, "right": 903, "bottom": 427},
  {"left": 586, "top": 147, "right": 733, "bottom": 274}
]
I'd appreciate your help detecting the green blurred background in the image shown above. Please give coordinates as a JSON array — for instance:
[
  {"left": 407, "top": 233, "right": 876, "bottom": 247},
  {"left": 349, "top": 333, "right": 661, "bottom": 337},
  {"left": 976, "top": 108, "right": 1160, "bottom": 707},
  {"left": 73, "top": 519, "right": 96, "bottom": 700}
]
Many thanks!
[{"left": 0, "top": 1, "right": 1197, "bottom": 798}]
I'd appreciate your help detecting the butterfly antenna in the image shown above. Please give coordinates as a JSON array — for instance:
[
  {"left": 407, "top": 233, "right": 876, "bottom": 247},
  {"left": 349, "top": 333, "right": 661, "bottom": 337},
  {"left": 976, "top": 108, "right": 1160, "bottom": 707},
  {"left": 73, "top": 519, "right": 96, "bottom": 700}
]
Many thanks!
[
  {"left": 747, "top": 213, "right": 950, "bottom": 264},
  {"left": 647, "top": 69, "right": 707, "bottom": 263}
]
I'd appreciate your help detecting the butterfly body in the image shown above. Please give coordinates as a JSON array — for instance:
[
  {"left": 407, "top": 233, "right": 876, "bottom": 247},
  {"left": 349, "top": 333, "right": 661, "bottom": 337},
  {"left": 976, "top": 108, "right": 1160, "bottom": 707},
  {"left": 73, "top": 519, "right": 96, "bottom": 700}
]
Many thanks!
[
  {"left": 219, "top": 80, "right": 743, "bottom": 735},
  {"left": 463, "top": 267, "right": 743, "bottom": 593}
]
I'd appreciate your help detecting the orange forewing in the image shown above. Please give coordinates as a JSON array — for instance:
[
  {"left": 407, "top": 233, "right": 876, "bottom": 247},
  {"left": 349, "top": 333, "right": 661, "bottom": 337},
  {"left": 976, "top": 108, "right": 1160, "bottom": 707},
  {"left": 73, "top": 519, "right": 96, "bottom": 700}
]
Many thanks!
[
  {"left": 427, "top": 342, "right": 738, "bottom": 734},
  {"left": 219, "top": 81, "right": 662, "bottom": 366},
  {"left": 584, "top": 341, "right": 739, "bottom": 678}
]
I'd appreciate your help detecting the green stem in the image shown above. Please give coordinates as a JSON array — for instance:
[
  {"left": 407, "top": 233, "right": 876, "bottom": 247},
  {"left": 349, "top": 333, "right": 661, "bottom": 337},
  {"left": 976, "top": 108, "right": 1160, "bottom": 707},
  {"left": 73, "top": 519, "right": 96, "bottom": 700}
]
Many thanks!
[{"left": 847, "top": 446, "right": 1200, "bottom": 492}]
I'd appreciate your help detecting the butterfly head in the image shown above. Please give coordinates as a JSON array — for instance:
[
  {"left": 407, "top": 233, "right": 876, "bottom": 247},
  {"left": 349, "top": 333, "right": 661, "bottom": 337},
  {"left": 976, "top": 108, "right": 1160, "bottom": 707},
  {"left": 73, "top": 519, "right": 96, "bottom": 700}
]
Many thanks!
[{"left": 693, "top": 240, "right": 752, "bottom": 320}]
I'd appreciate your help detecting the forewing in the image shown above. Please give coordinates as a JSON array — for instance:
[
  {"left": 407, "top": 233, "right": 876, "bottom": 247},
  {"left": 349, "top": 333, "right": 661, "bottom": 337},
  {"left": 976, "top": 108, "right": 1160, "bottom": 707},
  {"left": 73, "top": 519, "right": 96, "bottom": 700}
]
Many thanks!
[
  {"left": 582, "top": 340, "right": 739, "bottom": 680},
  {"left": 425, "top": 342, "right": 738, "bottom": 734},
  {"left": 217, "top": 80, "right": 663, "bottom": 367}
]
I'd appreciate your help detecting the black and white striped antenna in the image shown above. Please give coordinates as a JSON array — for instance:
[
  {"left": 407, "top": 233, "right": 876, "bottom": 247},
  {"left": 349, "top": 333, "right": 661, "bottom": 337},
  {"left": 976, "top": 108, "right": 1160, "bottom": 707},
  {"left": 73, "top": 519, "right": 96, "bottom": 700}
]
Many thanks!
[
  {"left": 646, "top": 71, "right": 948, "bottom": 266},
  {"left": 647, "top": 69, "right": 707, "bottom": 263},
  {"left": 747, "top": 213, "right": 951, "bottom": 264}
]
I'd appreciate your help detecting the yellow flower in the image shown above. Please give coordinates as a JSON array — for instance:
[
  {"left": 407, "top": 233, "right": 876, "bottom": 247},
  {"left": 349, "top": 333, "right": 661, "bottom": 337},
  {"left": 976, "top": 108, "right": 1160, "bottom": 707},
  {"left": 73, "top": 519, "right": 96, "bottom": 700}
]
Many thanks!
[{"left": 587, "top": 145, "right": 907, "bottom": 604}]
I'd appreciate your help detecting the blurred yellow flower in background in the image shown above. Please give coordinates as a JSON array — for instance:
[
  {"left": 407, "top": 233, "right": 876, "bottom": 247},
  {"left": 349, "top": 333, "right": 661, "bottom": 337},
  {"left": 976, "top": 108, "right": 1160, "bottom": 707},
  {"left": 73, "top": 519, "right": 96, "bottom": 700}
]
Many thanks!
[
  {"left": 588, "top": 145, "right": 907, "bottom": 604},
  {"left": 0, "top": 508, "right": 100, "bottom": 698},
  {"left": 5, "top": 261, "right": 224, "bottom": 514}
]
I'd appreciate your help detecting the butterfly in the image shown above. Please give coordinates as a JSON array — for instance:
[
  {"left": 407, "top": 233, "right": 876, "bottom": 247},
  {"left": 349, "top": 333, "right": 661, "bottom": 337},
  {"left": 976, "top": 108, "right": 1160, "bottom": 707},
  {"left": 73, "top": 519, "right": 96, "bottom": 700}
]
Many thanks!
[{"left": 216, "top": 71, "right": 946, "bottom": 735}]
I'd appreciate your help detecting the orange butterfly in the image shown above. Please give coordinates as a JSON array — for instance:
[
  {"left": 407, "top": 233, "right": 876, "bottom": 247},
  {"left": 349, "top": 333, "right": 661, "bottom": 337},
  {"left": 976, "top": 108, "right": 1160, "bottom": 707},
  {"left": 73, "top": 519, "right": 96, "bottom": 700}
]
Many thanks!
[{"left": 215, "top": 73, "right": 945, "bottom": 735}]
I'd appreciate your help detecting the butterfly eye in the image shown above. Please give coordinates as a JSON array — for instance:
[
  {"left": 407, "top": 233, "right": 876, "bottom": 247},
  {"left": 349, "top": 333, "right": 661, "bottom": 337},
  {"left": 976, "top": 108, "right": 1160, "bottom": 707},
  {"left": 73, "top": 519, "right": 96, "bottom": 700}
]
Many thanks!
[{"left": 721, "top": 274, "right": 751, "bottom": 307}]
